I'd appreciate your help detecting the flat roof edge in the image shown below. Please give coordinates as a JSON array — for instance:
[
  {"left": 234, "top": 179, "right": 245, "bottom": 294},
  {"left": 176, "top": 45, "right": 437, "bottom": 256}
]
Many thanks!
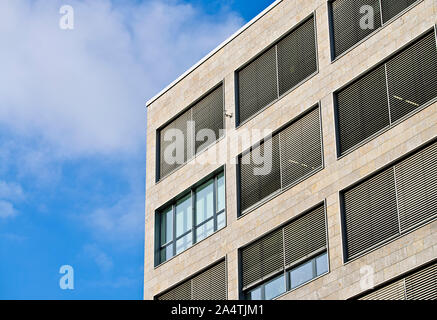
[{"left": 145, "top": 0, "right": 283, "bottom": 107}]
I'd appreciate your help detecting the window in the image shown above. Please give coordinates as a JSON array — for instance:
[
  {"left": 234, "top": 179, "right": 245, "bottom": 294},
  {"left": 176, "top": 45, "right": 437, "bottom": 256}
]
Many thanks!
[
  {"left": 335, "top": 30, "right": 437, "bottom": 155},
  {"left": 330, "top": 0, "right": 421, "bottom": 59},
  {"left": 236, "top": 15, "right": 317, "bottom": 125},
  {"left": 156, "top": 170, "right": 226, "bottom": 265},
  {"left": 158, "top": 84, "right": 224, "bottom": 180},
  {"left": 289, "top": 252, "right": 328, "bottom": 289},
  {"left": 360, "top": 262, "right": 437, "bottom": 300},
  {"left": 241, "top": 204, "right": 328, "bottom": 300},
  {"left": 341, "top": 141, "right": 437, "bottom": 261},
  {"left": 157, "top": 260, "right": 227, "bottom": 300},
  {"left": 238, "top": 106, "right": 322, "bottom": 215}
]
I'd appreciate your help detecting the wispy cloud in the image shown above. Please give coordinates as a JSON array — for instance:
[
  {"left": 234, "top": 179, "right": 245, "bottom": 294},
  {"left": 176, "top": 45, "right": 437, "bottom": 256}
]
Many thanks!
[
  {"left": 0, "top": 0, "right": 243, "bottom": 158},
  {"left": 83, "top": 244, "right": 114, "bottom": 272},
  {"left": 0, "top": 200, "right": 18, "bottom": 219}
]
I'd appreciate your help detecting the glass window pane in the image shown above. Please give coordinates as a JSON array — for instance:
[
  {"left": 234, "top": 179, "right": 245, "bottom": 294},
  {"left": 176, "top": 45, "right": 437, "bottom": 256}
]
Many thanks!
[
  {"left": 316, "top": 252, "right": 328, "bottom": 276},
  {"left": 290, "top": 259, "right": 314, "bottom": 289},
  {"left": 160, "top": 207, "right": 173, "bottom": 246},
  {"left": 160, "top": 245, "right": 173, "bottom": 263},
  {"left": 176, "top": 194, "right": 192, "bottom": 237},
  {"left": 217, "top": 212, "right": 225, "bottom": 230},
  {"left": 176, "top": 233, "right": 192, "bottom": 254},
  {"left": 195, "top": 179, "right": 214, "bottom": 225},
  {"left": 247, "top": 286, "right": 262, "bottom": 300},
  {"left": 264, "top": 274, "right": 286, "bottom": 300},
  {"left": 217, "top": 172, "right": 225, "bottom": 212},
  {"left": 196, "top": 219, "right": 214, "bottom": 242}
]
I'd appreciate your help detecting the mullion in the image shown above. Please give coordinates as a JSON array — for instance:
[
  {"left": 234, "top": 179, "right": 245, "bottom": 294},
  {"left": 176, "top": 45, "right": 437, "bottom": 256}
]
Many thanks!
[
  {"left": 213, "top": 176, "right": 218, "bottom": 232},
  {"left": 195, "top": 215, "right": 215, "bottom": 228}
]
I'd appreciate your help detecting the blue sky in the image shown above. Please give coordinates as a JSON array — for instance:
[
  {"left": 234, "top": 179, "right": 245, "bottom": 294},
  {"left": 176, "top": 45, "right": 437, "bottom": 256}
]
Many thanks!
[{"left": 0, "top": 0, "right": 275, "bottom": 299}]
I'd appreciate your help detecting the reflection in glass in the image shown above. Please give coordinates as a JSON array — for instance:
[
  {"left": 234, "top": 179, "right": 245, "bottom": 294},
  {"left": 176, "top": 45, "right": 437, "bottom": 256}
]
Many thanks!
[
  {"left": 217, "top": 172, "right": 225, "bottom": 212},
  {"left": 160, "top": 208, "right": 173, "bottom": 245},
  {"left": 176, "top": 233, "right": 192, "bottom": 254},
  {"left": 247, "top": 287, "right": 262, "bottom": 300},
  {"left": 316, "top": 252, "right": 328, "bottom": 276},
  {"left": 290, "top": 259, "right": 314, "bottom": 289},
  {"left": 196, "top": 219, "right": 214, "bottom": 242},
  {"left": 196, "top": 180, "right": 214, "bottom": 225},
  {"left": 176, "top": 195, "right": 192, "bottom": 237},
  {"left": 264, "top": 275, "right": 286, "bottom": 300}
]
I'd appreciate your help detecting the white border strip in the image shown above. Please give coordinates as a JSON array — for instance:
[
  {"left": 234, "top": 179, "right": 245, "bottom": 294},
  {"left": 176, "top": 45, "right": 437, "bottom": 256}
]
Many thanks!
[{"left": 146, "top": 0, "right": 283, "bottom": 107}]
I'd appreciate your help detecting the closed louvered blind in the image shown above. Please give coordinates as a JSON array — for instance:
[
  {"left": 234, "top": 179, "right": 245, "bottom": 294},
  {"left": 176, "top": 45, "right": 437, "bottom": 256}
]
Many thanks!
[
  {"left": 157, "top": 280, "right": 192, "bottom": 300},
  {"left": 241, "top": 229, "right": 284, "bottom": 289},
  {"left": 395, "top": 142, "right": 437, "bottom": 232},
  {"left": 381, "top": 0, "right": 418, "bottom": 23},
  {"left": 279, "top": 108, "right": 322, "bottom": 188},
  {"left": 277, "top": 16, "right": 317, "bottom": 96},
  {"left": 237, "top": 15, "right": 317, "bottom": 125},
  {"left": 192, "top": 260, "right": 227, "bottom": 300},
  {"left": 405, "top": 263, "right": 437, "bottom": 300},
  {"left": 386, "top": 31, "right": 437, "bottom": 123},
  {"left": 360, "top": 279, "right": 406, "bottom": 300},
  {"left": 157, "top": 260, "right": 227, "bottom": 300},
  {"left": 239, "top": 135, "right": 281, "bottom": 212},
  {"left": 343, "top": 168, "right": 399, "bottom": 260},
  {"left": 283, "top": 205, "right": 326, "bottom": 267},
  {"left": 158, "top": 85, "right": 224, "bottom": 180},
  {"left": 336, "top": 65, "right": 390, "bottom": 155},
  {"left": 331, "top": 0, "right": 382, "bottom": 58},
  {"left": 238, "top": 46, "right": 278, "bottom": 124},
  {"left": 160, "top": 109, "right": 191, "bottom": 178},
  {"left": 192, "top": 85, "right": 224, "bottom": 154}
]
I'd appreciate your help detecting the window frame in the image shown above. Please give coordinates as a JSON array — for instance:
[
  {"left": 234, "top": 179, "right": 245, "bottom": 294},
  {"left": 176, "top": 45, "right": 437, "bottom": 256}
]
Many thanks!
[
  {"left": 238, "top": 201, "right": 330, "bottom": 300},
  {"left": 328, "top": 0, "right": 424, "bottom": 62},
  {"left": 333, "top": 26, "right": 437, "bottom": 159},
  {"left": 156, "top": 81, "right": 226, "bottom": 182},
  {"left": 155, "top": 257, "right": 228, "bottom": 300},
  {"left": 237, "top": 104, "right": 324, "bottom": 217},
  {"left": 155, "top": 167, "right": 227, "bottom": 267},
  {"left": 234, "top": 12, "right": 319, "bottom": 128},
  {"left": 339, "top": 138, "right": 437, "bottom": 264}
]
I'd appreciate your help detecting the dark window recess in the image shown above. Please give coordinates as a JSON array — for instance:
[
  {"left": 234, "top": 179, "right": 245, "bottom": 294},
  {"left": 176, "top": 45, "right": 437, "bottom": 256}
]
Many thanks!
[
  {"left": 360, "top": 262, "right": 437, "bottom": 300},
  {"left": 157, "top": 260, "right": 227, "bottom": 300},
  {"left": 395, "top": 142, "right": 437, "bottom": 232},
  {"left": 342, "top": 141, "right": 437, "bottom": 261},
  {"left": 331, "top": 0, "right": 382, "bottom": 58},
  {"left": 158, "top": 85, "right": 224, "bottom": 180},
  {"left": 330, "top": 0, "right": 421, "bottom": 59},
  {"left": 237, "top": 16, "right": 317, "bottom": 124},
  {"left": 381, "top": 0, "right": 419, "bottom": 23},
  {"left": 160, "top": 109, "right": 191, "bottom": 178},
  {"left": 343, "top": 168, "right": 399, "bottom": 260},
  {"left": 238, "top": 46, "right": 278, "bottom": 125},
  {"left": 277, "top": 16, "right": 318, "bottom": 96},
  {"left": 386, "top": 31, "right": 437, "bottom": 123},
  {"left": 238, "top": 107, "right": 322, "bottom": 214},
  {"left": 336, "top": 65, "right": 389, "bottom": 155},
  {"left": 241, "top": 205, "right": 328, "bottom": 299},
  {"left": 192, "top": 85, "right": 224, "bottom": 154},
  {"left": 335, "top": 31, "right": 437, "bottom": 155},
  {"left": 239, "top": 135, "right": 281, "bottom": 213}
]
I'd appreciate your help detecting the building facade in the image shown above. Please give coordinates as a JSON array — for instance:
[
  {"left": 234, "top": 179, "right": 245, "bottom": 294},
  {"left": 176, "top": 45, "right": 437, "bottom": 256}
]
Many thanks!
[{"left": 144, "top": 0, "right": 437, "bottom": 300}]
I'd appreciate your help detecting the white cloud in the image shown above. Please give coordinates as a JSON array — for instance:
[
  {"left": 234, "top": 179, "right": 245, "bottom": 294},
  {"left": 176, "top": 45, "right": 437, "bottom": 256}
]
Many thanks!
[
  {"left": 82, "top": 193, "right": 144, "bottom": 245},
  {"left": 0, "top": 200, "right": 17, "bottom": 219},
  {"left": 0, "top": 181, "right": 24, "bottom": 200},
  {"left": 0, "top": 0, "right": 243, "bottom": 158},
  {"left": 83, "top": 243, "right": 114, "bottom": 272}
]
